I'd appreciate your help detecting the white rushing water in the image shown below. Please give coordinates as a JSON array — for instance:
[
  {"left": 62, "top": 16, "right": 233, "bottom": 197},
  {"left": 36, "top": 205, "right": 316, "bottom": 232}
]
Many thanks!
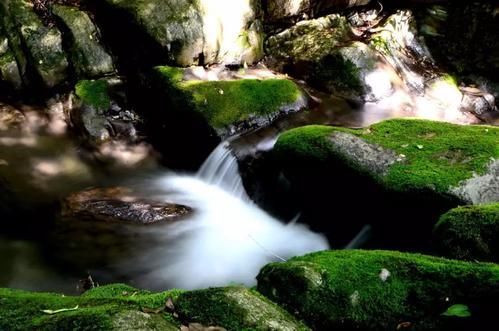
[{"left": 135, "top": 142, "right": 329, "bottom": 290}]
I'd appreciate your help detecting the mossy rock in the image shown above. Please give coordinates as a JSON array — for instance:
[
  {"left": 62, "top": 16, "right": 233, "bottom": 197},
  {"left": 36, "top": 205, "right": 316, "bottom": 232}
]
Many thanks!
[
  {"left": 76, "top": 79, "right": 111, "bottom": 111},
  {"left": 52, "top": 4, "right": 115, "bottom": 79},
  {"left": 0, "top": 284, "right": 182, "bottom": 330},
  {"left": 265, "top": 14, "right": 376, "bottom": 99},
  {"left": 275, "top": 119, "right": 499, "bottom": 204},
  {"left": 175, "top": 286, "right": 310, "bottom": 330},
  {"left": 1, "top": 0, "right": 68, "bottom": 88},
  {"left": 434, "top": 204, "right": 499, "bottom": 262},
  {"left": 153, "top": 66, "right": 304, "bottom": 137},
  {"left": 272, "top": 119, "right": 499, "bottom": 248},
  {"left": 257, "top": 250, "right": 499, "bottom": 330}
]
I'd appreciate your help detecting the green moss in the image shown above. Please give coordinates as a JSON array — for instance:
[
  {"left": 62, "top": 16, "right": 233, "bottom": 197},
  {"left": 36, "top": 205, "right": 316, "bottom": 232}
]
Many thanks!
[
  {"left": 0, "top": 285, "right": 182, "bottom": 331},
  {"left": 434, "top": 204, "right": 499, "bottom": 262},
  {"left": 275, "top": 119, "right": 499, "bottom": 194},
  {"left": 257, "top": 250, "right": 499, "bottom": 330},
  {"left": 155, "top": 66, "right": 302, "bottom": 129},
  {"left": 311, "top": 53, "right": 362, "bottom": 93},
  {"left": 175, "top": 286, "right": 310, "bottom": 330},
  {"left": 75, "top": 80, "right": 111, "bottom": 110}
]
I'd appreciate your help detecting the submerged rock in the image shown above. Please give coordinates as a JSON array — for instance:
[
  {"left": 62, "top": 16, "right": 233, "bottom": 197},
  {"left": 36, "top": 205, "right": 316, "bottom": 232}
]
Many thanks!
[
  {"left": 62, "top": 187, "right": 191, "bottom": 225},
  {"left": 52, "top": 4, "right": 115, "bottom": 79},
  {"left": 257, "top": 250, "right": 499, "bottom": 330},
  {"left": 175, "top": 287, "right": 310, "bottom": 331},
  {"left": 434, "top": 204, "right": 499, "bottom": 263}
]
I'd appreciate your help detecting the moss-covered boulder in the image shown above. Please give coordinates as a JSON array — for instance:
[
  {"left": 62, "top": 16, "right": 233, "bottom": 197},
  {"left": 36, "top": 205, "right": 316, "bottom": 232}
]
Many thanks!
[
  {"left": 266, "top": 14, "right": 377, "bottom": 100},
  {"left": 0, "top": 284, "right": 308, "bottom": 330},
  {"left": 175, "top": 286, "right": 310, "bottom": 330},
  {"left": 434, "top": 204, "right": 499, "bottom": 263},
  {"left": 276, "top": 119, "right": 499, "bottom": 204},
  {"left": 102, "top": 0, "right": 263, "bottom": 66},
  {"left": 0, "top": 284, "right": 181, "bottom": 331},
  {"left": 257, "top": 250, "right": 499, "bottom": 330},
  {"left": 1, "top": 0, "right": 68, "bottom": 88},
  {"left": 272, "top": 119, "right": 499, "bottom": 247},
  {"left": 52, "top": 4, "right": 115, "bottom": 79},
  {"left": 152, "top": 66, "right": 305, "bottom": 137}
]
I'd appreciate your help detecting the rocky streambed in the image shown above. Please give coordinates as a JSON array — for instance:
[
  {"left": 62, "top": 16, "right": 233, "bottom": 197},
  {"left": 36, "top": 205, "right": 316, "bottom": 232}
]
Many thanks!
[{"left": 1, "top": 0, "right": 499, "bottom": 330}]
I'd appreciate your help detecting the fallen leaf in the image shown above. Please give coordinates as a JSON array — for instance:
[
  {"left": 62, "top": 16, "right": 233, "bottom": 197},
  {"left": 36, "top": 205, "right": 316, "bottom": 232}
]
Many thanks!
[
  {"left": 41, "top": 305, "right": 79, "bottom": 315},
  {"left": 442, "top": 304, "right": 471, "bottom": 318}
]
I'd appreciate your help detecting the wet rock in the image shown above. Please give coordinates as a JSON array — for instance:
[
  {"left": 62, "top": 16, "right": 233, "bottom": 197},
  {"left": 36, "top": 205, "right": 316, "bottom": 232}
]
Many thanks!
[
  {"left": 62, "top": 187, "right": 191, "bottom": 225},
  {"left": 1, "top": 0, "right": 68, "bottom": 88},
  {"left": 257, "top": 250, "right": 499, "bottom": 330},
  {"left": 52, "top": 4, "right": 115, "bottom": 78},
  {"left": 175, "top": 287, "right": 310, "bottom": 330},
  {"left": 434, "top": 204, "right": 499, "bottom": 263}
]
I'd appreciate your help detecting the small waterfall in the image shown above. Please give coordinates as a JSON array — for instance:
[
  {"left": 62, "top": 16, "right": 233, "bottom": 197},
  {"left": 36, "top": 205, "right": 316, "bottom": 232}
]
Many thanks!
[
  {"left": 197, "top": 141, "right": 248, "bottom": 201},
  {"left": 130, "top": 141, "right": 329, "bottom": 290}
]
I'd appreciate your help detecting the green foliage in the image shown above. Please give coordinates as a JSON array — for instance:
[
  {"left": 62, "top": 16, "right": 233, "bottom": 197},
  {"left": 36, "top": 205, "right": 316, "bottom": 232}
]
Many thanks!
[
  {"left": 257, "top": 250, "right": 499, "bottom": 330},
  {"left": 155, "top": 66, "right": 302, "bottom": 128},
  {"left": 434, "top": 204, "right": 499, "bottom": 262},
  {"left": 275, "top": 119, "right": 499, "bottom": 194},
  {"left": 75, "top": 80, "right": 111, "bottom": 110},
  {"left": 442, "top": 304, "right": 471, "bottom": 318}
]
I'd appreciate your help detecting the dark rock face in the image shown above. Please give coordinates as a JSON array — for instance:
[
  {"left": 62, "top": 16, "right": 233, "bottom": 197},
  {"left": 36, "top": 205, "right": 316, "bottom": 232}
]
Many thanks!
[
  {"left": 62, "top": 187, "right": 191, "bottom": 224},
  {"left": 419, "top": 2, "right": 499, "bottom": 83},
  {"left": 434, "top": 204, "right": 499, "bottom": 263}
]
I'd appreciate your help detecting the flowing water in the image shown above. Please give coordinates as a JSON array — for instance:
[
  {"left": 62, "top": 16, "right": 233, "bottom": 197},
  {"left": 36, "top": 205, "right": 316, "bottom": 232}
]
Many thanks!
[{"left": 0, "top": 137, "right": 328, "bottom": 292}]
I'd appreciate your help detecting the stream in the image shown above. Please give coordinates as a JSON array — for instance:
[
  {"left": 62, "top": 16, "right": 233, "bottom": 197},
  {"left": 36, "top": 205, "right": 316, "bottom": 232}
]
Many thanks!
[{"left": 1, "top": 78, "right": 497, "bottom": 293}]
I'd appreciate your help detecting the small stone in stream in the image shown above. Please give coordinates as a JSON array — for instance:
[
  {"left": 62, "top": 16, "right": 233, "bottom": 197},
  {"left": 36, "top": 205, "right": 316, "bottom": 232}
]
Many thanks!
[{"left": 62, "top": 187, "right": 191, "bottom": 224}]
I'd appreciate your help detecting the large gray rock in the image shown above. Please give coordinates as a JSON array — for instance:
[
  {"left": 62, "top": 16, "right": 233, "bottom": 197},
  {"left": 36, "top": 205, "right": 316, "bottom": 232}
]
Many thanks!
[
  {"left": 103, "top": 0, "right": 263, "bottom": 66},
  {"left": 1, "top": 0, "right": 68, "bottom": 88},
  {"left": 52, "top": 5, "right": 115, "bottom": 79}
]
